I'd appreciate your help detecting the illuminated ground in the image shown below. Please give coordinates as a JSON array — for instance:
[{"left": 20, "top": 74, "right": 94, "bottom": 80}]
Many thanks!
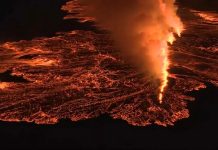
[{"left": 0, "top": 1, "right": 217, "bottom": 126}]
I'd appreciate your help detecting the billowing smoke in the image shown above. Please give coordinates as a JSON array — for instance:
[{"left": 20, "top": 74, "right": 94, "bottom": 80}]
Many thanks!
[{"left": 80, "top": 0, "right": 184, "bottom": 102}]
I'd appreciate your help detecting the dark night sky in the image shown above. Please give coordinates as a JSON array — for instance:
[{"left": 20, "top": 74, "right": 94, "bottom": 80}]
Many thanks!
[
  {"left": 0, "top": 0, "right": 96, "bottom": 42},
  {"left": 178, "top": 0, "right": 218, "bottom": 11},
  {"left": 0, "top": 0, "right": 217, "bottom": 42},
  {"left": 0, "top": 0, "right": 218, "bottom": 149}
]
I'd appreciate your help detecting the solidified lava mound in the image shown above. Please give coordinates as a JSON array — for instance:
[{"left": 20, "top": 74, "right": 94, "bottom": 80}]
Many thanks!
[{"left": 0, "top": 1, "right": 217, "bottom": 126}]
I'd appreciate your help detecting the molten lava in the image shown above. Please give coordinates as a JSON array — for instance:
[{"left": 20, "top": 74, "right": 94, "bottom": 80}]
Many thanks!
[
  {"left": 157, "top": 0, "right": 184, "bottom": 103},
  {"left": 0, "top": 0, "right": 217, "bottom": 127},
  {"left": 158, "top": 33, "right": 177, "bottom": 103},
  {"left": 0, "top": 82, "right": 9, "bottom": 89}
]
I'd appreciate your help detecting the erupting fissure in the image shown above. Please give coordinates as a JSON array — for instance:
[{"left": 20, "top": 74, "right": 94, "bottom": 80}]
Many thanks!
[
  {"left": 80, "top": 0, "right": 184, "bottom": 103},
  {"left": 157, "top": 0, "right": 183, "bottom": 103},
  {"left": 158, "top": 33, "right": 175, "bottom": 103}
]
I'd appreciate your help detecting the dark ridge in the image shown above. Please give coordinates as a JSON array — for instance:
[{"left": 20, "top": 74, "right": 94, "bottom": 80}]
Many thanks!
[
  {"left": 169, "top": 66, "right": 197, "bottom": 77},
  {"left": 18, "top": 54, "right": 39, "bottom": 60},
  {"left": 176, "top": 82, "right": 218, "bottom": 129},
  {"left": 0, "top": 70, "right": 29, "bottom": 83},
  {"left": 0, "top": 0, "right": 98, "bottom": 42},
  {"left": 0, "top": 83, "right": 217, "bottom": 149}
]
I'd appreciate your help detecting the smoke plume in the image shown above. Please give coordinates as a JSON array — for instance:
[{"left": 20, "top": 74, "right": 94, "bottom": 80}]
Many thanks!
[{"left": 80, "top": 0, "right": 184, "bottom": 102}]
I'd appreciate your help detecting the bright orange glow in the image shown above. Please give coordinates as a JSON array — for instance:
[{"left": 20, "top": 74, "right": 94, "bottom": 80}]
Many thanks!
[
  {"left": 25, "top": 58, "right": 56, "bottom": 67},
  {"left": 157, "top": 0, "right": 184, "bottom": 103},
  {"left": 158, "top": 34, "right": 175, "bottom": 103},
  {"left": 191, "top": 10, "right": 218, "bottom": 22},
  {"left": 0, "top": 82, "right": 9, "bottom": 89},
  {"left": 78, "top": 0, "right": 184, "bottom": 103},
  {"left": 159, "top": 46, "right": 169, "bottom": 103},
  {"left": 168, "top": 33, "right": 175, "bottom": 45}
]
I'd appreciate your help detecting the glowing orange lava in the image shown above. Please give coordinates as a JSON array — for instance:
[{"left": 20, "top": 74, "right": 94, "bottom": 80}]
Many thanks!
[
  {"left": 0, "top": 82, "right": 9, "bottom": 89},
  {"left": 158, "top": 0, "right": 184, "bottom": 103},
  {"left": 158, "top": 33, "right": 175, "bottom": 103}
]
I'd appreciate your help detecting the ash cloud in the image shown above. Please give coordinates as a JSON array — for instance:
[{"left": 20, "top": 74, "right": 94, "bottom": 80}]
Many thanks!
[{"left": 80, "top": 0, "right": 183, "bottom": 80}]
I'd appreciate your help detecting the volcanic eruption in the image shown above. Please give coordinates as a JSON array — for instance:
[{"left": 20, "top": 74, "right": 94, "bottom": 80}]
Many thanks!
[
  {"left": 80, "top": 0, "right": 184, "bottom": 103},
  {"left": 0, "top": 0, "right": 217, "bottom": 126}
]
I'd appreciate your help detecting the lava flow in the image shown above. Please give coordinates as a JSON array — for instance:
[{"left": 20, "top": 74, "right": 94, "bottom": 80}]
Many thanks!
[{"left": 0, "top": 0, "right": 217, "bottom": 126}]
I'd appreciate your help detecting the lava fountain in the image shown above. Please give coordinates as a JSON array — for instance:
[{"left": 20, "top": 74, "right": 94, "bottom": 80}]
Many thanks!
[
  {"left": 158, "top": 0, "right": 184, "bottom": 103},
  {"left": 73, "top": 0, "right": 183, "bottom": 103}
]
